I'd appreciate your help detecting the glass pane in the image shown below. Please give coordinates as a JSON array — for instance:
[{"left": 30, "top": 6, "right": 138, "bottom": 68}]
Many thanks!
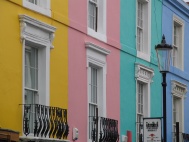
[
  {"left": 91, "top": 67, "right": 97, "bottom": 104},
  {"left": 25, "top": 48, "right": 38, "bottom": 90},
  {"left": 25, "top": 90, "right": 36, "bottom": 133},
  {"left": 88, "top": 2, "right": 96, "bottom": 30},
  {"left": 137, "top": 2, "right": 143, "bottom": 28},
  {"left": 25, "top": 50, "right": 32, "bottom": 88},
  {"left": 89, "top": 104, "right": 96, "bottom": 139}
]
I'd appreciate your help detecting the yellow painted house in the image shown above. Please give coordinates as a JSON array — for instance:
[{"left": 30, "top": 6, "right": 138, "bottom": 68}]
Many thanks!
[{"left": 0, "top": 0, "right": 69, "bottom": 141}]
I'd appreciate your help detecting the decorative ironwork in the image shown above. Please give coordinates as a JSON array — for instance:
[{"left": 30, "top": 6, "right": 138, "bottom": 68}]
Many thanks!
[
  {"left": 23, "top": 104, "right": 69, "bottom": 139},
  {"left": 90, "top": 116, "right": 119, "bottom": 142}
]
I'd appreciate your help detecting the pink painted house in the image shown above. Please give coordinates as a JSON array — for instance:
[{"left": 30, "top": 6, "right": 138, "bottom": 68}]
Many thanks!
[{"left": 68, "top": 0, "right": 120, "bottom": 141}]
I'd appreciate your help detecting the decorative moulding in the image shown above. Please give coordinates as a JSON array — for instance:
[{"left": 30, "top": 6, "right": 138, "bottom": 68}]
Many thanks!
[
  {"left": 85, "top": 42, "right": 110, "bottom": 55},
  {"left": 135, "top": 63, "right": 154, "bottom": 83},
  {"left": 171, "top": 80, "right": 187, "bottom": 98},
  {"left": 19, "top": 14, "right": 56, "bottom": 48}
]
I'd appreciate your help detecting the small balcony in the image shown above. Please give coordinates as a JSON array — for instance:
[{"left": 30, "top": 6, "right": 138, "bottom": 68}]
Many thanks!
[
  {"left": 20, "top": 104, "right": 69, "bottom": 142},
  {"left": 89, "top": 116, "right": 119, "bottom": 142}
]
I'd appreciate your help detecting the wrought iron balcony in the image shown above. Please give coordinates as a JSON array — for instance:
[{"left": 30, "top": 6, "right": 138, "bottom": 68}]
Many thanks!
[
  {"left": 90, "top": 116, "right": 119, "bottom": 142},
  {"left": 23, "top": 104, "right": 69, "bottom": 140}
]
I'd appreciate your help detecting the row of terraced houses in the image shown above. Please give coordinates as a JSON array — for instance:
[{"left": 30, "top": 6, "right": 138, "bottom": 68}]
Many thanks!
[{"left": 1, "top": 0, "right": 189, "bottom": 142}]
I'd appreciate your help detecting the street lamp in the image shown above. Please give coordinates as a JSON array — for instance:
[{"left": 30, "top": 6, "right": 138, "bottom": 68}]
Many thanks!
[{"left": 155, "top": 35, "right": 172, "bottom": 142}]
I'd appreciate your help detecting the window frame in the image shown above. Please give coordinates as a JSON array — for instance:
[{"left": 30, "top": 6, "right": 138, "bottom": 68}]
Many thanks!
[
  {"left": 19, "top": 14, "right": 56, "bottom": 137},
  {"left": 23, "top": 0, "right": 51, "bottom": 17},
  {"left": 87, "top": 0, "right": 107, "bottom": 42},
  {"left": 86, "top": 42, "right": 110, "bottom": 142},
  {"left": 171, "top": 80, "right": 187, "bottom": 141},
  {"left": 172, "top": 15, "right": 184, "bottom": 70},
  {"left": 135, "top": 63, "right": 154, "bottom": 142},
  {"left": 136, "top": 0, "right": 151, "bottom": 62}
]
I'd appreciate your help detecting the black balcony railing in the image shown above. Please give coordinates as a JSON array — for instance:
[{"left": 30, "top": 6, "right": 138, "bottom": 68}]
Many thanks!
[
  {"left": 23, "top": 104, "right": 69, "bottom": 140},
  {"left": 90, "top": 116, "right": 119, "bottom": 142}
]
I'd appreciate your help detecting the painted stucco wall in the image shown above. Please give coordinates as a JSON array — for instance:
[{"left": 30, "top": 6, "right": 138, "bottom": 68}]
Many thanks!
[
  {"left": 120, "top": 0, "right": 162, "bottom": 141},
  {"left": 68, "top": 0, "right": 120, "bottom": 141},
  {"left": 0, "top": 0, "right": 69, "bottom": 135},
  {"left": 162, "top": 0, "right": 189, "bottom": 141}
]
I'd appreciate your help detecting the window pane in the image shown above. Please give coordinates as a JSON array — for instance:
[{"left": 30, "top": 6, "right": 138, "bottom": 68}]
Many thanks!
[
  {"left": 25, "top": 48, "right": 38, "bottom": 90},
  {"left": 25, "top": 89, "right": 37, "bottom": 133},
  {"left": 91, "top": 67, "right": 97, "bottom": 103},
  {"left": 89, "top": 103, "right": 97, "bottom": 139},
  {"left": 88, "top": 2, "right": 97, "bottom": 30}
]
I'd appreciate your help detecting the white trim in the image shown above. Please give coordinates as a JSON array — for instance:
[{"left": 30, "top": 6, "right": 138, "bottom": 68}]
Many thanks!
[
  {"left": 19, "top": 15, "right": 56, "bottom": 48},
  {"left": 87, "top": 0, "right": 107, "bottom": 42},
  {"left": 85, "top": 42, "right": 110, "bottom": 55},
  {"left": 135, "top": 63, "right": 154, "bottom": 141},
  {"left": 87, "top": 28, "right": 107, "bottom": 42},
  {"left": 135, "top": 63, "right": 154, "bottom": 83},
  {"left": 19, "top": 15, "right": 56, "bottom": 137},
  {"left": 19, "top": 14, "right": 56, "bottom": 105},
  {"left": 136, "top": 0, "right": 151, "bottom": 62},
  {"left": 172, "top": 80, "right": 187, "bottom": 97},
  {"left": 171, "top": 80, "right": 187, "bottom": 135},
  {"left": 137, "top": 51, "right": 150, "bottom": 62},
  {"left": 23, "top": 0, "right": 51, "bottom": 17},
  {"left": 172, "top": 15, "right": 184, "bottom": 70},
  {"left": 86, "top": 43, "right": 109, "bottom": 142}
]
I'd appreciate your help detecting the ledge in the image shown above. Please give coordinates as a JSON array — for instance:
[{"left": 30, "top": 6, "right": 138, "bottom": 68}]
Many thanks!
[{"left": 20, "top": 136, "right": 69, "bottom": 142}]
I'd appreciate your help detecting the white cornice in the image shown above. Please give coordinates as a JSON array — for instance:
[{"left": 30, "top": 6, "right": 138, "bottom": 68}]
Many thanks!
[
  {"left": 85, "top": 42, "right": 110, "bottom": 55},
  {"left": 171, "top": 80, "right": 187, "bottom": 98},
  {"left": 19, "top": 15, "right": 56, "bottom": 32},
  {"left": 135, "top": 63, "right": 154, "bottom": 83},
  {"left": 19, "top": 15, "right": 56, "bottom": 48}
]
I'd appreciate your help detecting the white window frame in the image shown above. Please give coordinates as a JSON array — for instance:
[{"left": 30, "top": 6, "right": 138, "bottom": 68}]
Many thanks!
[
  {"left": 172, "top": 15, "right": 184, "bottom": 70},
  {"left": 86, "top": 42, "right": 110, "bottom": 142},
  {"left": 23, "top": 0, "right": 51, "bottom": 17},
  {"left": 135, "top": 63, "right": 154, "bottom": 142},
  {"left": 171, "top": 80, "right": 187, "bottom": 141},
  {"left": 19, "top": 14, "right": 56, "bottom": 137},
  {"left": 136, "top": 0, "right": 151, "bottom": 62},
  {"left": 87, "top": 0, "right": 107, "bottom": 42}
]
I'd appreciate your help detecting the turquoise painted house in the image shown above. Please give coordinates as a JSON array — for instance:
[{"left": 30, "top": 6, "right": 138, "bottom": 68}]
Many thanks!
[{"left": 120, "top": 0, "right": 163, "bottom": 141}]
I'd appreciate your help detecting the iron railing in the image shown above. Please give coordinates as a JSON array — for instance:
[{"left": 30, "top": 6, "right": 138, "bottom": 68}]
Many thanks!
[
  {"left": 90, "top": 116, "right": 119, "bottom": 142},
  {"left": 23, "top": 104, "right": 69, "bottom": 139}
]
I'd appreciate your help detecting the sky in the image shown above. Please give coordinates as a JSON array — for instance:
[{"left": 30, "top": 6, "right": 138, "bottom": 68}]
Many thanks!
[{"left": 184, "top": 0, "right": 189, "bottom": 2}]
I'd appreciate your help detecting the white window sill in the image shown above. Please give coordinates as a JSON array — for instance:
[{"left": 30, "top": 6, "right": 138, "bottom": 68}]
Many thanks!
[
  {"left": 87, "top": 27, "right": 107, "bottom": 43},
  {"left": 137, "top": 51, "right": 150, "bottom": 62},
  {"left": 20, "top": 136, "right": 70, "bottom": 142},
  {"left": 23, "top": 1, "right": 51, "bottom": 17}
]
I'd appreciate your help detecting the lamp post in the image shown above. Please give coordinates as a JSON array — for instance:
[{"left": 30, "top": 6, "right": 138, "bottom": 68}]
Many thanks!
[{"left": 155, "top": 35, "right": 172, "bottom": 142}]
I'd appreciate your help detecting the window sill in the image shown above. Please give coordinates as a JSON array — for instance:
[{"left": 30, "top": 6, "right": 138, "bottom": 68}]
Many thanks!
[
  {"left": 87, "top": 28, "right": 107, "bottom": 43},
  {"left": 137, "top": 51, "right": 150, "bottom": 62},
  {"left": 20, "top": 136, "right": 70, "bottom": 142},
  {"left": 23, "top": 1, "right": 51, "bottom": 17}
]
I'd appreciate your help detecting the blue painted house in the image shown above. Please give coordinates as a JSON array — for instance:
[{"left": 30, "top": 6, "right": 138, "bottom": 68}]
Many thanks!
[
  {"left": 162, "top": 0, "right": 189, "bottom": 141},
  {"left": 120, "top": 0, "right": 163, "bottom": 141}
]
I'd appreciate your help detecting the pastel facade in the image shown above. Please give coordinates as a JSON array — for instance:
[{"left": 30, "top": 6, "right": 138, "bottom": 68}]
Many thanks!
[
  {"left": 3, "top": 0, "right": 189, "bottom": 142},
  {"left": 162, "top": 0, "right": 189, "bottom": 141},
  {"left": 120, "top": 0, "right": 163, "bottom": 141},
  {"left": 68, "top": 0, "right": 120, "bottom": 141},
  {"left": 0, "top": 0, "right": 69, "bottom": 141}
]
